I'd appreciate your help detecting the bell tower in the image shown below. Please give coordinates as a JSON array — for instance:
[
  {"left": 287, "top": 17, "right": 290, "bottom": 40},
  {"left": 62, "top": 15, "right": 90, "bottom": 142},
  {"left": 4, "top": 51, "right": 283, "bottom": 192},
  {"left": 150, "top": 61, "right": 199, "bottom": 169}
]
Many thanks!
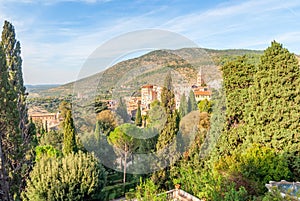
[{"left": 197, "top": 67, "right": 204, "bottom": 86}]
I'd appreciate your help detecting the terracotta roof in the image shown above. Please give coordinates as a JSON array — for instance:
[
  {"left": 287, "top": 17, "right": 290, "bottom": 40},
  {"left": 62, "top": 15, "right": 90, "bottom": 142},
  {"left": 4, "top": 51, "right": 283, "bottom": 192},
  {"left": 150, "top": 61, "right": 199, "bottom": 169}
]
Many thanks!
[
  {"left": 141, "top": 85, "right": 154, "bottom": 88},
  {"left": 194, "top": 91, "right": 212, "bottom": 96}
]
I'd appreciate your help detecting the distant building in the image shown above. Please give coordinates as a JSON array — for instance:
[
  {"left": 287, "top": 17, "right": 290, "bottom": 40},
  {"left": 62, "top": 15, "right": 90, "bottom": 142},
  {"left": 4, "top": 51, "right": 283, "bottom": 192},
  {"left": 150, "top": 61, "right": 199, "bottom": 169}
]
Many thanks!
[
  {"left": 126, "top": 96, "right": 141, "bottom": 117},
  {"left": 193, "top": 69, "right": 212, "bottom": 102},
  {"left": 29, "top": 112, "right": 61, "bottom": 131},
  {"left": 196, "top": 68, "right": 205, "bottom": 86},
  {"left": 141, "top": 85, "right": 162, "bottom": 109},
  {"left": 194, "top": 90, "right": 212, "bottom": 102},
  {"left": 101, "top": 99, "right": 117, "bottom": 109}
]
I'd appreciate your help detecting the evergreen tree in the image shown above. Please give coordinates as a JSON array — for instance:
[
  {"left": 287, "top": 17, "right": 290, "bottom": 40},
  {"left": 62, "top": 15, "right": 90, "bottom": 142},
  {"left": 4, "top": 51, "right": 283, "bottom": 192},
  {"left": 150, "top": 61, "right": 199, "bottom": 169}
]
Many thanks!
[
  {"left": 213, "top": 55, "right": 258, "bottom": 157},
  {"left": 28, "top": 118, "right": 38, "bottom": 147},
  {"left": 245, "top": 41, "right": 300, "bottom": 157},
  {"left": 0, "top": 21, "right": 31, "bottom": 200},
  {"left": 44, "top": 120, "right": 48, "bottom": 133},
  {"left": 108, "top": 124, "right": 138, "bottom": 183},
  {"left": 156, "top": 72, "right": 178, "bottom": 150},
  {"left": 58, "top": 101, "right": 71, "bottom": 120},
  {"left": 1, "top": 21, "right": 28, "bottom": 139},
  {"left": 62, "top": 110, "right": 78, "bottom": 155},
  {"left": 187, "top": 90, "right": 197, "bottom": 113},
  {"left": 178, "top": 93, "right": 187, "bottom": 118},
  {"left": 152, "top": 72, "right": 179, "bottom": 189},
  {"left": 222, "top": 55, "right": 256, "bottom": 129},
  {"left": 135, "top": 101, "right": 142, "bottom": 127},
  {"left": 0, "top": 39, "right": 14, "bottom": 201},
  {"left": 116, "top": 97, "right": 130, "bottom": 123},
  {"left": 94, "top": 120, "right": 101, "bottom": 139},
  {"left": 214, "top": 42, "right": 300, "bottom": 194}
]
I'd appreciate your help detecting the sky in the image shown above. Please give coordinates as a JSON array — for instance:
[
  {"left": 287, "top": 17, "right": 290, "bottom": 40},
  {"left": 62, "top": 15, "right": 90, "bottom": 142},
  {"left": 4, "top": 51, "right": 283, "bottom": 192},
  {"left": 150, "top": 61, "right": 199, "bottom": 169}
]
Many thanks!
[{"left": 0, "top": 0, "right": 300, "bottom": 84}]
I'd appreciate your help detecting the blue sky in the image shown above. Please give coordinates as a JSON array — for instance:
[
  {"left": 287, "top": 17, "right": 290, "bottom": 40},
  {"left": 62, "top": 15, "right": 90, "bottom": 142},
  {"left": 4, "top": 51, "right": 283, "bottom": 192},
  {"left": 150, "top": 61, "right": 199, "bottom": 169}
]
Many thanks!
[{"left": 0, "top": 0, "right": 300, "bottom": 84}]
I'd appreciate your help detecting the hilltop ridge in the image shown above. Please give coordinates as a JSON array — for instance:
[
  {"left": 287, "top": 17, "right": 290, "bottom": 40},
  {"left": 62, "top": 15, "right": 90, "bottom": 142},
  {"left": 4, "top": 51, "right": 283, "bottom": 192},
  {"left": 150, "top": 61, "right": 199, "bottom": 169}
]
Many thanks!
[{"left": 32, "top": 48, "right": 263, "bottom": 98}]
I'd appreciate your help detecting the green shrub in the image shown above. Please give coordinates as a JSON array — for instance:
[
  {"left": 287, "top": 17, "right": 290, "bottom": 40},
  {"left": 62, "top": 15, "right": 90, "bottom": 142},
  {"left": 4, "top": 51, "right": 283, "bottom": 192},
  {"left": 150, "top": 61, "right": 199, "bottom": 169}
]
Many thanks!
[
  {"left": 22, "top": 151, "right": 107, "bottom": 201},
  {"left": 35, "top": 145, "right": 62, "bottom": 161},
  {"left": 135, "top": 178, "right": 167, "bottom": 201},
  {"left": 216, "top": 144, "right": 292, "bottom": 194}
]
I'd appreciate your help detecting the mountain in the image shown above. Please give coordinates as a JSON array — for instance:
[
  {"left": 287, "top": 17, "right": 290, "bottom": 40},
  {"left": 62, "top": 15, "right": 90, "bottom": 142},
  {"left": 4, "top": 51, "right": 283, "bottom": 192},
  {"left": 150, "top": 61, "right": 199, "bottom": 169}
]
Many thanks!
[
  {"left": 26, "top": 84, "right": 60, "bottom": 97},
  {"left": 31, "top": 48, "right": 263, "bottom": 98}
]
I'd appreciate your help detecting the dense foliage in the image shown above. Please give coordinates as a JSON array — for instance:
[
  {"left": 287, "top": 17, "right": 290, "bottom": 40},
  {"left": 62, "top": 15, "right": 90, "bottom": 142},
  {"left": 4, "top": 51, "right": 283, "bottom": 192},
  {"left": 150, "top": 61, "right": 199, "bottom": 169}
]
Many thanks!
[
  {"left": 140, "top": 41, "right": 300, "bottom": 201},
  {"left": 212, "top": 41, "right": 300, "bottom": 198},
  {"left": 22, "top": 152, "right": 107, "bottom": 201},
  {"left": 0, "top": 20, "right": 32, "bottom": 201}
]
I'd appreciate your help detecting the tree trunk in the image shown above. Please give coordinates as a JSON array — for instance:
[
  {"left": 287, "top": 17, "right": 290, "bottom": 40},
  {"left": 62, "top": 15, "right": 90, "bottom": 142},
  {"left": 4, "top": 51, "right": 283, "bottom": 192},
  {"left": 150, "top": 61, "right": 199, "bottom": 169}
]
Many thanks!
[{"left": 123, "top": 144, "right": 127, "bottom": 184}]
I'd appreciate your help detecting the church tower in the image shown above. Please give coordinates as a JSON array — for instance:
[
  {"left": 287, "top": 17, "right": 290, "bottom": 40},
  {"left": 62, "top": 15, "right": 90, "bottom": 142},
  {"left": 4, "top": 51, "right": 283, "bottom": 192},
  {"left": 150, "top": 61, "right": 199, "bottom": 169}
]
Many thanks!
[{"left": 197, "top": 67, "right": 204, "bottom": 86}]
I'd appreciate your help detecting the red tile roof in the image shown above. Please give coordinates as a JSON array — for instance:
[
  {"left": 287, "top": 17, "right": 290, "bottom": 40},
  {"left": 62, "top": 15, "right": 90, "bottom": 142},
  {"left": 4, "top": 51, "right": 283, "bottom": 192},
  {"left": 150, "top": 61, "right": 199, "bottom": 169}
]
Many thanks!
[{"left": 194, "top": 91, "right": 212, "bottom": 96}]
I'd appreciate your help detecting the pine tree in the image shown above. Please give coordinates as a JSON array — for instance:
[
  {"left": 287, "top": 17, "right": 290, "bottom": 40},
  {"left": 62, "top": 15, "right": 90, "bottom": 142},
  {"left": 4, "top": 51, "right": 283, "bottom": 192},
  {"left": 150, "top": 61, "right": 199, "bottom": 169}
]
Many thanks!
[
  {"left": 187, "top": 90, "right": 197, "bottom": 113},
  {"left": 63, "top": 110, "right": 78, "bottom": 155},
  {"left": 178, "top": 93, "right": 187, "bottom": 118},
  {"left": 135, "top": 101, "right": 142, "bottom": 127},
  {"left": 108, "top": 124, "right": 137, "bottom": 183}
]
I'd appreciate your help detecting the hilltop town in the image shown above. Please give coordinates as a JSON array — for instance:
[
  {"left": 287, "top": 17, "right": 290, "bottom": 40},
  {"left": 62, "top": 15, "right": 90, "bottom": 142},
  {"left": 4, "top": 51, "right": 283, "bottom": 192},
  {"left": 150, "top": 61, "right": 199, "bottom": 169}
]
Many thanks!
[{"left": 28, "top": 70, "right": 212, "bottom": 131}]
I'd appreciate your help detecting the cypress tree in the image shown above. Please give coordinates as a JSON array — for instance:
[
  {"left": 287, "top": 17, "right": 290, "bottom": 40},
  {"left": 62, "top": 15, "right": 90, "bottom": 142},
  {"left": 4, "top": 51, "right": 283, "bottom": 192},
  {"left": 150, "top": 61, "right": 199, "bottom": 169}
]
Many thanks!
[
  {"left": 187, "top": 90, "right": 197, "bottom": 113},
  {"left": 63, "top": 110, "right": 78, "bottom": 155},
  {"left": 178, "top": 93, "right": 187, "bottom": 118},
  {"left": 152, "top": 72, "right": 179, "bottom": 189},
  {"left": 135, "top": 101, "right": 142, "bottom": 127},
  {"left": 116, "top": 97, "right": 130, "bottom": 123},
  {"left": 44, "top": 120, "right": 48, "bottom": 133},
  {"left": 156, "top": 72, "right": 178, "bottom": 150},
  {"left": 28, "top": 118, "right": 38, "bottom": 147},
  {"left": 1, "top": 21, "right": 28, "bottom": 139},
  {"left": 94, "top": 120, "right": 101, "bottom": 138},
  {"left": 0, "top": 40, "right": 13, "bottom": 201},
  {"left": 0, "top": 21, "right": 31, "bottom": 200}
]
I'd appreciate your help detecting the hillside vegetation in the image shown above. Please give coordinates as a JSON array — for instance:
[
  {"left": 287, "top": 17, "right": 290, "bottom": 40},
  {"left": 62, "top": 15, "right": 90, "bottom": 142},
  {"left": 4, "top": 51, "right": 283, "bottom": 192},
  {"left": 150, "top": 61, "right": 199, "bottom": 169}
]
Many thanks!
[{"left": 33, "top": 48, "right": 263, "bottom": 98}]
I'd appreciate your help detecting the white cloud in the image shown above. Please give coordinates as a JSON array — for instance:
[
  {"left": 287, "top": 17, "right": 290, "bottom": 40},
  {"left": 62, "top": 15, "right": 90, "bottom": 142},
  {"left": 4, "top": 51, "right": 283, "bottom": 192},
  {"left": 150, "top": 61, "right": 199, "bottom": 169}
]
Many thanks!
[{"left": 159, "top": 0, "right": 300, "bottom": 50}]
